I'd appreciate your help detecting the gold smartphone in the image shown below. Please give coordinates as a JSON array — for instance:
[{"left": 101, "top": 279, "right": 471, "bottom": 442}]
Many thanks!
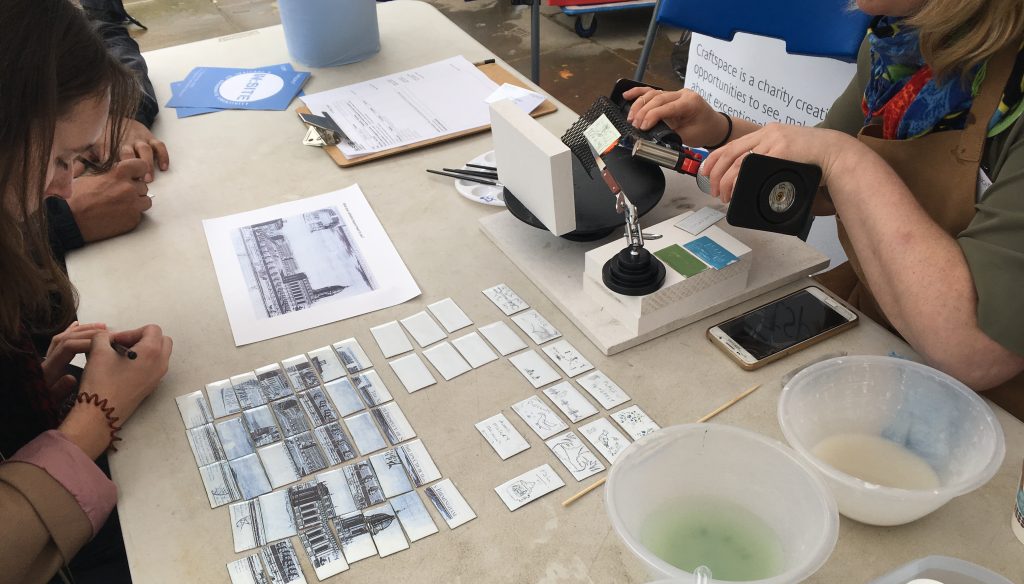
[{"left": 706, "top": 286, "right": 858, "bottom": 370}]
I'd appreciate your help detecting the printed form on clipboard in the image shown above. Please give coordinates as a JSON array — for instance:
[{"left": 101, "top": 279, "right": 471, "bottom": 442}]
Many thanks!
[{"left": 300, "top": 56, "right": 500, "bottom": 159}]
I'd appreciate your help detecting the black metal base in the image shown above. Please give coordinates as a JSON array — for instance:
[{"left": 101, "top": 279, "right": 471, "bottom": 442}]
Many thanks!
[{"left": 602, "top": 246, "right": 666, "bottom": 296}]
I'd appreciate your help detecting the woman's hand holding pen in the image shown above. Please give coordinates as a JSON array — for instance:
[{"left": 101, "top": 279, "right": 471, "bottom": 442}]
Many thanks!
[{"left": 59, "top": 324, "right": 173, "bottom": 459}]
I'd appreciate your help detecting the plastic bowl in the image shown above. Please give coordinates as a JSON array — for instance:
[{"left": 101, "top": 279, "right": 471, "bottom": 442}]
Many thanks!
[
  {"left": 778, "top": 356, "right": 1006, "bottom": 526},
  {"left": 606, "top": 424, "right": 839, "bottom": 584}
]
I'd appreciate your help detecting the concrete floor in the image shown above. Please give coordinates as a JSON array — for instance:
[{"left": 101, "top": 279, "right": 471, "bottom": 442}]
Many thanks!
[{"left": 122, "top": 0, "right": 684, "bottom": 113}]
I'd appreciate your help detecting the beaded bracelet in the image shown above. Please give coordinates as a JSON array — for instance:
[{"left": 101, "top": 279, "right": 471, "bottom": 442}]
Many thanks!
[
  {"left": 76, "top": 392, "right": 123, "bottom": 452},
  {"left": 705, "top": 111, "right": 733, "bottom": 150}
]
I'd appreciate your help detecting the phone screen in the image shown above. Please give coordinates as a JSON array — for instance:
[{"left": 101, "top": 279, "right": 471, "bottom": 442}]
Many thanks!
[{"left": 718, "top": 290, "right": 849, "bottom": 360}]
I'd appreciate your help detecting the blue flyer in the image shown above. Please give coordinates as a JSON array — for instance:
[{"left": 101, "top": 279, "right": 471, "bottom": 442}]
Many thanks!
[
  {"left": 170, "top": 82, "right": 219, "bottom": 118},
  {"left": 166, "top": 63, "right": 309, "bottom": 110},
  {"left": 683, "top": 236, "right": 738, "bottom": 270}
]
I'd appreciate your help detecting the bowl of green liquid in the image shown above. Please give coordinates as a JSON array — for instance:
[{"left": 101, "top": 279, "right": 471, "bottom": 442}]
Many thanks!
[{"left": 606, "top": 424, "right": 839, "bottom": 583}]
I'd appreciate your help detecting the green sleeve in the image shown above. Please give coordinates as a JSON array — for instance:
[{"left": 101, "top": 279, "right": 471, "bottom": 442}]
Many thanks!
[
  {"left": 818, "top": 38, "right": 872, "bottom": 136},
  {"left": 958, "top": 127, "right": 1024, "bottom": 356}
]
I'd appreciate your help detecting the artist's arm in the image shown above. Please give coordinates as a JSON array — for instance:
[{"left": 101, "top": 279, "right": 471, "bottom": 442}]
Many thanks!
[{"left": 703, "top": 124, "right": 1024, "bottom": 390}]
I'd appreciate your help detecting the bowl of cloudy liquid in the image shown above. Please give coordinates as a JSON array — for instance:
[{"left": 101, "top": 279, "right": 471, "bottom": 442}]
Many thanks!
[
  {"left": 605, "top": 424, "right": 839, "bottom": 583},
  {"left": 778, "top": 356, "right": 1006, "bottom": 526}
]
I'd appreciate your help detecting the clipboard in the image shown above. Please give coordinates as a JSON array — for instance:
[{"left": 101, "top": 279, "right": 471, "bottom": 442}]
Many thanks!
[{"left": 295, "top": 61, "right": 558, "bottom": 167}]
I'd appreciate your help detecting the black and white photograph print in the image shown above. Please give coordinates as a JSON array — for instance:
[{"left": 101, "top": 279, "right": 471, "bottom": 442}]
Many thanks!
[
  {"left": 232, "top": 206, "right": 376, "bottom": 321},
  {"left": 298, "top": 387, "right": 339, "bottom": 427},
  {"left": 231, "top": 372, "right": 267, "bottom": 409},
  {"left": 389, "top": 490, "right": 438, "bottom": 542},
  {"left": 282, "top": 354, "right": 320, "bottom": 391},
  {"left": 306, "top": 345, "right": 346, "bottom": 382},
  {"left": 351, "top": 370, "right": 392, "bottom": 406},
  {"left": 176, "top": 390, "right": 213, "bottom": 429},
  {"left": 217, "top": 417, "right": 256, "bottom": 460},
  {"left": 255, "top": 364, "right": 294, "bottom": 401},
  {"left": 371, "top": 402, "right": 416, "bottom": 446},
  {"left": 368, "top": 450, "right": 413, "bottom": 498},
  {"left": 511, "top": 308, "right": 562, "bottom": 344},
  {"left": 313, "top": 422, "right": 357, "bottom": 466},
  {"left": 363, "top": 501, "right": 409, "bottom": 558},
  {"left": 315, "top": 468, "right": 358, "bottom": 517},
  {"left": 199, "top": 461, "right": 241, "bottom": 508},
  {"left": 257, "top": 442, "right": 302, "bottom": 489},
  {"left": 335, "top": 511, "right": 377, "bottom": 564},
  {"left": 229, "top": 453, "right": 273, "bottom": 500},
  {"left": 270, "top": 397, "right": 310, "bottom": 438},
  {"left": 299, "top": 521, "right": 348, "bottom": 580},
  {"left": 207, "top": 378, "right": 241, "bottom": 418},
  {"left": 396, "top": 439, "right": 442, "bottom": 487},
  {"left": 332, "top": 338, "right": 371, "bottom": 374},
  {"left": 243, "top": 405, "right": 283, "bottom": 447},
  {"left": 260, "top": 539, "right": 308, "bottom": 584},
  {"left": 227, "top": 553, "right": 269, "bottom": 584},
  {"left": 187, "top": 423, "right": 226, "bottom": 467},
  {"left": 284, "top": 432, "right": 328, "bottom": 477},
  {"left": 323, "top": 378, "right": 364, "bottom": 418},
  {"left": 343, "top": 461, "right": 386, "bottom": 510},
  {"left": 343, "top": 411, "right": 387, "bottom": 456}
]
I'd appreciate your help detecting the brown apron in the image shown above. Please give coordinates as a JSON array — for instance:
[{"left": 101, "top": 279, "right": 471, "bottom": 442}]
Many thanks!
[{"left": 816, "top": 44, "right": 1024, "bottom": 420}]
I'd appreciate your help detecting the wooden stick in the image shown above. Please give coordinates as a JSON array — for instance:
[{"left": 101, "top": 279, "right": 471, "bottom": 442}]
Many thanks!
[{"left": 560, "top": 383, "right": 763, "bottom": 507}]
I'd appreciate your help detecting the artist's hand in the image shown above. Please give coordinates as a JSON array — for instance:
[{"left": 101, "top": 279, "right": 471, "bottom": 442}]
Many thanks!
[
  {"left": 700, "top": 123, "right": 861, "bottom": 203},
  {"left": 68, "top": 158, "right": 152, "bottom": 242},
  {"left": 41, "top": 321, "right": 108, "bottom": 400},
  {"left": 96, "top": 118, "right": 169, "bottom": 183},
  {"left": 624, "top": 87, "right": 727, "bottom": 147}
]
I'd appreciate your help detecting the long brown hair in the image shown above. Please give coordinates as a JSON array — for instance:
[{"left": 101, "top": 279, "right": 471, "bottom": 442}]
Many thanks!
[
  {"left": 908, "top": 0, "right": 1024, "bottom": 81},
  {"left": 0, "top": 0, "right": 139, "bottom": 351}
]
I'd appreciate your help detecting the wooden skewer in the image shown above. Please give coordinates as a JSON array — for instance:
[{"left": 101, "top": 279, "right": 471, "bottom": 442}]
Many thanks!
[{"left": 561, "top": 383, "right": 763, "bottom": 507}]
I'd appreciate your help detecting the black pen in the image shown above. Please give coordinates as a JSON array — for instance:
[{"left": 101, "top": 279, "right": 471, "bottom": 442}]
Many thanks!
[
  {"left": 426, "top": 169, "right": 499, "bottom": 186},
  {"left": 466, "top": 163, "right": 498, "bottom": 171},
  {"left": 111, "top": 342, "right": 137, "bottom": 360}
]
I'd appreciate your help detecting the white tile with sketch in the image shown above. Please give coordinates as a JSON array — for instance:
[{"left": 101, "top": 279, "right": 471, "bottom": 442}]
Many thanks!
[
  {"left": 207, "top": 379, "right": 240, "bottom": 418},
  {"left": 389, "top": 490, "right": 438, "bottom": 542},
  {"left": 229, "top": 454, "right": 272, "bottom": 500},
  {"left": 187, "top": 423, "right": 226, "bottom": 467},
  {"left": 425, "top": 479, "right": 476, "bottom": 529},
  {"left": 332, "top": 338, "right": 372, "bottom": 374},
  {"left": 255, "top": 364, "right": 294, "bottom": 401},
  {"left": 323, "top": 378, "right": 364, "bottom": 417},
  {"left": 546, "top": 431, "right": 605, "bottom": 481},
  {"left": 577, "top": 370, "right": 631, "bottom": 409},
  {"left": 351, "top": 370, "right": 392, "bottom": 406},
  {"left": 299, "top": 521, "right": 348, "bottom": 580},
  {"left": 451, "top": 331, "right": 498, "bottom": 368},
  {"left": 297, "top": 387, "right": 339, "bottom": 427},
  {"left": 579, "top": 417, "right": 632, "bottom": 464},
  {"left": 283, "top": 432, "right": 328, "bottom": 477},
  {"left": 427, "top": 298, "right": 473, "bottom": 333},
  {"left": 542, "top": 340, "right": 594, "bottom": 377},
  {"left": 611, "top": 405, "right": 660, "bottom": 440},
  {"left": 216, "top": 417, "right": 255, "bottom": 460},
  {"left": 257, "top": 442, "right": 301, "bottom": 489},
  {"left": 241, "top": 404, "right": 283, "bottom": 448},
  {"left": 282, "top": 354, "right": 320, "bottom": 391},
  {"left": 260, "top": 539, "right": 307, "bottom": 584},
  {"left": 307, "top": 345, "right": 346, "bottom": 382},
  {"left": 316, "top": 468, "right": 359, "bottom": 517},
  {"left": 371, "top": 402, "right": 416, "bottom": 445},
  {"left": 313, "top": 422, "right": 358, "bottom": 465},
  {"left": 543, "top": 381, "right": 598, "bottom": 423},
  {"left": 399, "top": 311, "right": 447, "bottom": 347},
  {"left": 396, "top": 439, "right": 441, "bottom": 487},
  {"left": 229, "top": 490, "right": 297, "bottom": 551},
  {"left": 475, "top": 413, "right": 530, "bottom": 460},
  {"left": 422, "top": 341, "right": 472, "bottom": 380},
  {"left": 335, "top": 512, "right": 378, "bottom": 564},
  {"left": 343, "top": 411, "right": 387, "bottom": 456},
  {"left": 227, "top": 554, "right": 268, "bottom": 584},
  {"left": 388, "top": 353, "right": 436, "bottom": 393},
  {"left": 176, "top": 390, "right": 213, "bottom": 429},
  {"left": 495, "top": 464, "right": 565, "bottom": 512},
  {"left": 231, "top": 373, "right": 266, "bottom": 410},
  {"left": 478, "top": 321, "right": 528, "bottom": 355},
  {"left": 369, "top": 450, "right": 414, "bottom": 497},
  {"left": 370, "top": 321, "right": 413, "bottom": 358},
  {"left": 343, "top": 461, "right": 387, "bottom": 510},
  {"left": 511, "top": 309, "right": 562, "bottom": 344},
  {"left": 512, "top": 396, "right": 569, "bottom": 439},
  {"left": 508, "top": 350, "right": 561, "bottom": 389},
  {"left": 199, "top": 461, "right": 241, "bottom": 508},
  {"left": 482, "top": 283, "right": 529, "bottom": 315},
  {"left": 202, "top": 185, "right": 421, "bottom": 346},
  {"left": 364, "top": 501, "right": 409, "bottom": 557},
  {"left": 268, "top": 398, "right": 307, "bottom": 438}
]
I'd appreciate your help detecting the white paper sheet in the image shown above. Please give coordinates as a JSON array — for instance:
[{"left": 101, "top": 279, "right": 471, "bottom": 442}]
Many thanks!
[
  {"left": 203, "top": 185, "right": 420, "bottom": 346},
  {"left": 300, "top": 56, "right": 499, "bottom": 157},
  {"left": 485, "top": 83, "right": 546, "bottom": 114}
]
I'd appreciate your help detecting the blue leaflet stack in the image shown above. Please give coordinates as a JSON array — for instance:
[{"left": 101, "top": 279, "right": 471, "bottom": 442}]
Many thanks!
[{"left": 166, "top": 63, "right": 310, "bottom": 118}]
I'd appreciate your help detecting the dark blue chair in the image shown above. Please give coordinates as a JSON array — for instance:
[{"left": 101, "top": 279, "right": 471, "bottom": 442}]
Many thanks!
[{"left": 634, "top": 0, "right": 872, "bottom": 80}]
